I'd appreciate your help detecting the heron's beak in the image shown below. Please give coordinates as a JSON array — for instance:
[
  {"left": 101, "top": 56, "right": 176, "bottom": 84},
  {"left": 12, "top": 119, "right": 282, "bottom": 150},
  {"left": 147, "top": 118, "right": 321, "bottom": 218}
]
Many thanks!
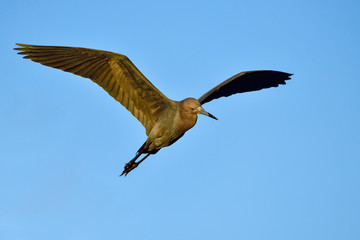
[{"left": 196, "top": 106, "right": 218, "bottom": 120}]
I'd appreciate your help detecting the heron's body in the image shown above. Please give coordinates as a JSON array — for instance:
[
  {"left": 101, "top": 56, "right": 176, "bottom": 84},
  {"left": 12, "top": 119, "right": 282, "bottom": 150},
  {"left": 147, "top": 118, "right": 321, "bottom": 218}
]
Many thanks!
[
  {"left": 14, "top": 44, "right": 292, "bottom": 176},
  {"left": 136, "top": 98, "right": 197, "bottom": 153},
  {"left": 142, "top": 100, "right": 184, "bottom": 153}
]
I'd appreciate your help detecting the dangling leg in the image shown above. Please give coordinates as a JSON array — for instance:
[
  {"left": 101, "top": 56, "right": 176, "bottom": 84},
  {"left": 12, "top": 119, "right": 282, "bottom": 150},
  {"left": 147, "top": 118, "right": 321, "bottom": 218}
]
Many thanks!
[{"left": 120, "top": 153, "right": 151, "bottom": 176}]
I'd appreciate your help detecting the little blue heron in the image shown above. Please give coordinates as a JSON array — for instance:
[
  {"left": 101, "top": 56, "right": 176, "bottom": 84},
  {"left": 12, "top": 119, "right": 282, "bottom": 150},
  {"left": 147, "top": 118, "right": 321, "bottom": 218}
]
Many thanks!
[{"left": 14, "top": 44, "right": 292, "bottom": 176}]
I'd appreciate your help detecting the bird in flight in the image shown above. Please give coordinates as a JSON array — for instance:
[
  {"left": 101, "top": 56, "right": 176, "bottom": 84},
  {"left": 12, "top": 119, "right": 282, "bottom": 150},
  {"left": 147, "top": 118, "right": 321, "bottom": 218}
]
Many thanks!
[{"left": 15, "top": 44, "right": 292, "bottom": 176}]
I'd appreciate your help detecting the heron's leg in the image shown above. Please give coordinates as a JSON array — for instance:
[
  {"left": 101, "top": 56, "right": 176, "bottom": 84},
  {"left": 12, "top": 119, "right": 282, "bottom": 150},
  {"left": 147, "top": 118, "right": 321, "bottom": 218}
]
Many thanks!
[{"left": 120, "top": 153, "right": 151, "bottom": 176}]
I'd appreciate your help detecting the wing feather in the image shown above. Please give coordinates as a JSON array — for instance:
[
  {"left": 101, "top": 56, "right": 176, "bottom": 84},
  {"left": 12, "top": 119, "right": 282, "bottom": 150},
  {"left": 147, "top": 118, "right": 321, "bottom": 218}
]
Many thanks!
[
  {"left": 198, "top": 70, "right": 292, "bottom": 105},
  {"left": 15, "top": 43, "right": 174, "bottom": 135}
]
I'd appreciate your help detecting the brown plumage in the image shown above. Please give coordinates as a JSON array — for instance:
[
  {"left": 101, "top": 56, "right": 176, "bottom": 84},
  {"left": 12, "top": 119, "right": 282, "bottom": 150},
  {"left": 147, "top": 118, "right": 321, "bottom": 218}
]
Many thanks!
[{"left": 14, "top": 43, "right": 292, "bottom": 176}]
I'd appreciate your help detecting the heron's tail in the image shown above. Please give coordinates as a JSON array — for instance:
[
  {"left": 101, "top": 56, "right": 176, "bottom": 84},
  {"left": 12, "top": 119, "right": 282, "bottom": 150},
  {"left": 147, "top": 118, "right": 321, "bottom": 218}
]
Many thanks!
[{"left": 137, "top": 141, "right": 160, "bottom": 154}]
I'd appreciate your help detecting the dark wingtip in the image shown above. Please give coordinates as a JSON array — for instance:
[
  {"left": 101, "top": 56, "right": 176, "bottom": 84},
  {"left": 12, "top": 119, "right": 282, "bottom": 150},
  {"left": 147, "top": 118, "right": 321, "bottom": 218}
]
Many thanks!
[
  {"left": 285, "top": 72, "right": 294, "bottom": 78},
  {"left": 279, "top": 71, "right": 293, "bottom": 83},
  {"left": 14, "top": 43, "right": 28, "bottom": 53}
]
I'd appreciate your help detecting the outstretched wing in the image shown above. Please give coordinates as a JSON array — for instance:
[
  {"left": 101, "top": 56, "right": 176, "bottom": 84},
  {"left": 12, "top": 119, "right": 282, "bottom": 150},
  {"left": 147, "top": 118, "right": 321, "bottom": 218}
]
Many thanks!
[
  {"left": 15, "top": 44, "right": 174, "bottom": 135},
  {"left": 198, "top": 70, "right": 292, "bottom": 105}
]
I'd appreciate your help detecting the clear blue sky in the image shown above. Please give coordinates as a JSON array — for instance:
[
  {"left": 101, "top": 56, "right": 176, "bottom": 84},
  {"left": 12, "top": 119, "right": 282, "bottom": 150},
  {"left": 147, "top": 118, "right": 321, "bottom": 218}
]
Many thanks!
[{"left": 1, "top": 0, "right": 359, "bottom": 239}]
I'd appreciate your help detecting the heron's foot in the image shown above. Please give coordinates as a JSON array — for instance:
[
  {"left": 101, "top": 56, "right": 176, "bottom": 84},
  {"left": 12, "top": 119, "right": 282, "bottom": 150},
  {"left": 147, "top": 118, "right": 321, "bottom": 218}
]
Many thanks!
[{"left": 120, "top": 160, "right": 140, "bottom": 176}]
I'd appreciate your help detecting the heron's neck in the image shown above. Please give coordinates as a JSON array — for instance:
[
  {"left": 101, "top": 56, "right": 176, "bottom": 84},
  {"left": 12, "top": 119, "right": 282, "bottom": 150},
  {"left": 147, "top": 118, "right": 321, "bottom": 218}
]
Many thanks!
[{"left": 176, "top": 102, "right": 198, "bottom": 134}]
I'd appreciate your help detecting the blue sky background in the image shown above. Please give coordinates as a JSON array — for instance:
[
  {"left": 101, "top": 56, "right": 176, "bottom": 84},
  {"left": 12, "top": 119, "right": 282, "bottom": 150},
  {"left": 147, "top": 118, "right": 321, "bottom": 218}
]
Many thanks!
[{"left": 1, "top": 0, "right": 360, "bottom": 239}]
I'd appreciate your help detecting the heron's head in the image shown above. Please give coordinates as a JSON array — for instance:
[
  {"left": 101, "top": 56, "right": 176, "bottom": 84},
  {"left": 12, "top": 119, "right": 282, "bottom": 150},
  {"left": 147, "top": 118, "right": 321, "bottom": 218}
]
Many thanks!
[{"left": 180, "top": 98, "right": 218, "bottom": 120}]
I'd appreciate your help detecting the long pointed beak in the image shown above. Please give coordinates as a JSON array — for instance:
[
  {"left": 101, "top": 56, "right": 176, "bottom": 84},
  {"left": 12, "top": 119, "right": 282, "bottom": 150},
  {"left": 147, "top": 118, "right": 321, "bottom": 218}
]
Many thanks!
[{"left": 196, "top": 106, "right": 218, "bottom": 120}]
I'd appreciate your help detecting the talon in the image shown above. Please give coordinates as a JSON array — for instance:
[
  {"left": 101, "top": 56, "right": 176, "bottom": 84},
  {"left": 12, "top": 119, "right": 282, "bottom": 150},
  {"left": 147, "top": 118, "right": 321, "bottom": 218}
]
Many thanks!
[
  {"left": 120, "top": 153, "right": 151, "bottom": 176},
  {"left": 120, "top": 161, "right": 139, "bottom": 176}
]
